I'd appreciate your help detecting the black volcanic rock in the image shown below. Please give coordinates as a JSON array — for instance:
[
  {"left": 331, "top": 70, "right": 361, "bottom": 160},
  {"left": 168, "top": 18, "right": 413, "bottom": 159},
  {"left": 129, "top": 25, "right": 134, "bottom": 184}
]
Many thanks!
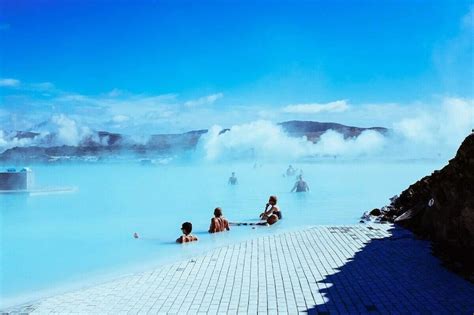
[
  {"left": 369, "top": 208, "right": 382, "bottom": 216},
  {"left": 279, "top": 120, "right": 388, "bottom": 142},
  {"left": 367, "top": 133, "right": 474, "bottom": 279}
]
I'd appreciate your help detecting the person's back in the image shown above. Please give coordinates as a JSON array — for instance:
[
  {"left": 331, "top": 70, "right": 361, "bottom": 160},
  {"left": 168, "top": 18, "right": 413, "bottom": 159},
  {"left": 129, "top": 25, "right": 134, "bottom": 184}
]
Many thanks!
[
  {"left": 292, "top": 176, "right": 309, "bottom": 192},
  {"left": 209, "top": 207, "right": 230, "bottom": 233},
  {"left": 286, "top": 165, "right": 295, "bottom": 176},
  {"left": 296, "top": 179, "right": 309, "bottom": 192},
  {"left": 177, "top": 222, "right": 198, "bottom": 243},
  {"left": 228, "top": 172, "right": 238, "bottom": 185}
]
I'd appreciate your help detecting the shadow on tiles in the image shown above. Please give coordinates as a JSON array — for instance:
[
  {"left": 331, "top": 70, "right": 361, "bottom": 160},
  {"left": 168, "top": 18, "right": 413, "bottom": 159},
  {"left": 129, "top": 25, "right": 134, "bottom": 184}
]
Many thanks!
[{"left": 306, "top": 226, "right": 474, "bottom": 314}]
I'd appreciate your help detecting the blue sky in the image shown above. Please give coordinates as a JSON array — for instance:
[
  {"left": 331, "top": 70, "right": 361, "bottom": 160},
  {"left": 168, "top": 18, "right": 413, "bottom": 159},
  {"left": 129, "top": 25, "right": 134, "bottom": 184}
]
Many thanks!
[{"left": 0, "top": 0, "right": 473, "bottom": 134}]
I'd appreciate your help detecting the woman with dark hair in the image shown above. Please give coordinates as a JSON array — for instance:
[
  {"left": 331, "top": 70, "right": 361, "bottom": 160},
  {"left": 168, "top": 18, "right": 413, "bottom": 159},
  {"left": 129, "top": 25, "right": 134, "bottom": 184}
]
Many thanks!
[{"left": 176, "top": 222, "right": 198, "bottom": 243}]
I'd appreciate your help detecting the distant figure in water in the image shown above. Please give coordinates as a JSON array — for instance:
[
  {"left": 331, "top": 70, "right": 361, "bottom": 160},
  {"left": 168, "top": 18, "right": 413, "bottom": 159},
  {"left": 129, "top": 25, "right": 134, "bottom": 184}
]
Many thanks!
[
  {"left": 286, "top": 165, "right": 296, "bottom": 176},
  {"left": 230, "top": 195, "right": 282, "bottom": 226},
  {"left": 133, "top": 232, "right": 139, "bottom": 239},
  {"left": 209, "top": 207, "right": 230, "bottom": 233},
  {"left": 228, "top": 172, "right": 238, "bottom": 185},
  {"left": 291, "top": 175, "right": 309, "bottom": 192},
  {"left": 176, "top": 222, "right": 198, "bottom": 243}
]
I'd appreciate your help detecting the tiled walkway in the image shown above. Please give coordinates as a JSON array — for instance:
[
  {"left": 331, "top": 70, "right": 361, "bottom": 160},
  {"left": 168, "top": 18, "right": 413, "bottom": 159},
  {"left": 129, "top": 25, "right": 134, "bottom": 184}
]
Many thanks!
[{"left": 3, "top": 225, "right": 474, "bottom": 314}]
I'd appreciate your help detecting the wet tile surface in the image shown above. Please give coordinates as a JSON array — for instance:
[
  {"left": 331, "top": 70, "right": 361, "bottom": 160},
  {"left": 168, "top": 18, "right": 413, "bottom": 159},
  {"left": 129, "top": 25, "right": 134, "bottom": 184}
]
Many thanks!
[{"left": 3, "top": 224, "right": 474, "bottom": 314}]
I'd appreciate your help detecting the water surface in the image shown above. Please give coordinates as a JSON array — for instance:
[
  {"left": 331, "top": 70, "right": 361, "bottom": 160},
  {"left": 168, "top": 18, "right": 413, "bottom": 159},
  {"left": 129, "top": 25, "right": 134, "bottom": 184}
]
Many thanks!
[{"left": 0, "top": 159, "right": 446, "bottom": 307}]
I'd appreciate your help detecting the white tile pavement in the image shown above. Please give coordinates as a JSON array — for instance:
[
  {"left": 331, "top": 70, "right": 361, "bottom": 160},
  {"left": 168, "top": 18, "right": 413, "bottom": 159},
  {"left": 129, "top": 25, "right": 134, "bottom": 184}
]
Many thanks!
[{"left": 2, "top": 224, "right": 474, "bottom": 314}]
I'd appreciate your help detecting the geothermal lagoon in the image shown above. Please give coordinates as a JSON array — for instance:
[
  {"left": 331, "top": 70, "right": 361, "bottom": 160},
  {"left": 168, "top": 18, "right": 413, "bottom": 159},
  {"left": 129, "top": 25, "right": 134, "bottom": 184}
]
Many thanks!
[{"left": 0, "top": 159, "right": 446, "bottom": 307}]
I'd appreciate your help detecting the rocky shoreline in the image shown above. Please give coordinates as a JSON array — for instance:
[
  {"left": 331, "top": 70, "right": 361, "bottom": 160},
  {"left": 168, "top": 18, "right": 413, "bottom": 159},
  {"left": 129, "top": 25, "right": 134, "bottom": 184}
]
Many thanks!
[{"left": 362, "top": 133, "right": 474, "bottom": 281}]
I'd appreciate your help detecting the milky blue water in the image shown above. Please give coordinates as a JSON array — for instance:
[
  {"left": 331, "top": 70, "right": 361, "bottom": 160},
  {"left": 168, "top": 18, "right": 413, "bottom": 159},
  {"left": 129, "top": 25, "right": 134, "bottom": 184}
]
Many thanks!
[{"left": 0, "top": 159, "right": 446, "bottom": 307}]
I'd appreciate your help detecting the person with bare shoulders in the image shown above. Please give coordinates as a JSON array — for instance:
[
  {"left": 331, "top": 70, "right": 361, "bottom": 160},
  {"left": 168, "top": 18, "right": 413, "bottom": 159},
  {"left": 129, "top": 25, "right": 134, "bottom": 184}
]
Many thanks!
[
  {"left": 291, "top": 175, "right": 309, "bottom": 192},
  {"left": 259, "top": 195, "right": 282, "bottom": 225},
  {"left": 209, "top": 207, "right": 230, "bottom": 233},
  {"left": 176, "top": 222, "right": 198, "bottom": 243},
  {"left": 230, "top": 195, "right": 282, "bottom": 227},
  {"left": 228, "top": 172, "right": 238, "bottom": 185},
  {"left": 286, "top": 165, "right": 296, "bottom": 176}
]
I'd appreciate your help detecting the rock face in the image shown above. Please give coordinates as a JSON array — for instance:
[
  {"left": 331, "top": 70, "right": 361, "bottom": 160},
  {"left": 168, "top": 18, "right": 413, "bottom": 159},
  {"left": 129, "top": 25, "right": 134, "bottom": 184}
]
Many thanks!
[
  {"left": 367, "top": 133, "right": 474, "bottom": 278},
  {"left": 279, "top": 120, "right": 388, "bottom": 142}
]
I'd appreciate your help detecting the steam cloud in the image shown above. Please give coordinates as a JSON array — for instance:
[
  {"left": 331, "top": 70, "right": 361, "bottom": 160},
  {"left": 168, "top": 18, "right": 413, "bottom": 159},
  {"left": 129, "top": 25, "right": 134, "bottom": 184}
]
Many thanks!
[
  {"left": 50, "top": 115, "right": 92, "bottom": 146},
  {"left": 198, "top": 121, "right": 386, "bottom": 161},
  {"left": 198, "top": 97, "right": 473, "bottom": 161},
  {"left": 392, "top": 97, "right": 473, "bottom": 157},
  {"left": 0, "top": 115, "right": 92, "bottom": 150},
  {"left": 0, "top": 97, "right": 472, "bottom": 161}
]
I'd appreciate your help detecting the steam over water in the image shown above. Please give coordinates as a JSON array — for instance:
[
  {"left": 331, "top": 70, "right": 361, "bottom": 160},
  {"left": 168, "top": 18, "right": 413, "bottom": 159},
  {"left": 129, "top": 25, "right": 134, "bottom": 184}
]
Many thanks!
[
  {"left": 1, "top": 1, "right": 472, "bottom": 309},
  {"left": 1, "top": 102, "right": 471, "bottom": 307},
  {"left": 0, "top": 159, "right": 447, "bottom": 307}
]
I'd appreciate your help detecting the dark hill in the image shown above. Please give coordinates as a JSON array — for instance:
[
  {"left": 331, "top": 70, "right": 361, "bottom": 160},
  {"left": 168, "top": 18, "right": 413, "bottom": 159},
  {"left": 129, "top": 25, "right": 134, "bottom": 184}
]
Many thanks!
[
  {"left": 367, "top": 133, "right": 474, "bottom": 280},
  {"left": 279, "top": 120, "right": 387, "bottom": 142}
]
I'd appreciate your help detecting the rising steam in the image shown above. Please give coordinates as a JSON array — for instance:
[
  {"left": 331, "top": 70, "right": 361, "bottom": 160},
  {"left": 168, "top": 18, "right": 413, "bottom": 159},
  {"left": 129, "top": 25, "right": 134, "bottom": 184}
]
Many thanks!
[
  {"left": 0, "top": 97, "right": 472, "bottom": 161},
  {"left": 198, "top": 121, "right": 386, "bottom": 161}
]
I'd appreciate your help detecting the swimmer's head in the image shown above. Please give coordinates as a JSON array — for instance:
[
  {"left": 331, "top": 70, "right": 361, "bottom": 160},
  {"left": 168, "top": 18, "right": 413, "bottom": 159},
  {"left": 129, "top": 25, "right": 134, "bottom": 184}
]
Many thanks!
[
  {"left": 269, "top": 195, "right": 277, "bottom": 205},
  {"left": 298, "top": 175, "right": 303, "bottom": 180},
  {"left": 181, "top": 222, "right": 193, "bottom": 235},
  {"left": 232, "top": 172, "right": 235, "bottom": 176},
  {"left": 214, "top": 207, "right": 223, "bottom": 217}
]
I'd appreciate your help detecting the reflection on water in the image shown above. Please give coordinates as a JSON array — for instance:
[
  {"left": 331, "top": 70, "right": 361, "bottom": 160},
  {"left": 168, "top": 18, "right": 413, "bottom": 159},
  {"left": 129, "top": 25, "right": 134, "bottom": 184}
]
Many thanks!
[{"left": 0, "top": 160, "right": 446, "bottom": 307}]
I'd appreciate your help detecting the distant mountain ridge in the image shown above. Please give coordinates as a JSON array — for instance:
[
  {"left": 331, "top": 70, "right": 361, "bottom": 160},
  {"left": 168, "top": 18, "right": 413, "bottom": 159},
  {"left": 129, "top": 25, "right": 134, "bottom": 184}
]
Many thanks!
[
  {"left": 0, "top": 121, "right": 388, "bottom": 162},
  {"left": 279, "top": 121, "right": 387, "bottom": 142}
]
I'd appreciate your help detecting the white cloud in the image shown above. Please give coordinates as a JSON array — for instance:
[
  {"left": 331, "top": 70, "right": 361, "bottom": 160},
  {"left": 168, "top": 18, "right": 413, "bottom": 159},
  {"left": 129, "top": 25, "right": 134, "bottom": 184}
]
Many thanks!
[
  {"left": 112, "top": 115, "right": 130, "bottom": 123},
  {"left": 433, "top": 6, "right": 474, "bottom": 94},
  {"left": 393, "top": 96, "right": 474, "bottom": 151},
  {"left": 0, "top": 78, "right": 20, "bottom": 87},
  {"left": 282, "top": 100, "right": 349, "bottom": 114},
  {"left": 462, "top": 5, "right": 474, "bottom": 30},
  {"left": 184, "top": 93, "right": 223, "bottom": 107},
  {"left": 107, "top": 88, "right": 124, "bottom": 97},
  {"left": 30, "top": 82, "right": 55, "bottom": 91}
]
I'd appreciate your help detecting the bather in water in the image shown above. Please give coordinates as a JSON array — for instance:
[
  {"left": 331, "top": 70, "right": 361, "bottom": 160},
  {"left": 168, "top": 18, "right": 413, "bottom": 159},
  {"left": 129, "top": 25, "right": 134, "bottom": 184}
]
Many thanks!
[
  {"left": 291, "top": 175, "right": 309, "bottom": 192},
  {"left": 286, "top": 165, "right": 296, "bottom": 176},
  {"left": 209, "top": 207, "right": 230, "bottom": 233},
  {"left": 231, "top": 195, "right": 282, "bottom": 226},
  {"left": 228, "top": 172, "right": 238, "bottom": 185},
  {"left": 176, "top": 222, "right": 198, "bottom": 243}
]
